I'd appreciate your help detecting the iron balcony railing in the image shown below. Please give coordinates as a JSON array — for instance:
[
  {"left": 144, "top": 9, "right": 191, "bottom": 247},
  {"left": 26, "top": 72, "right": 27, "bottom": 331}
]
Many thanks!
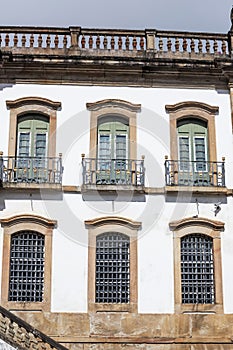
[
  {"left": 82, "top": 156, "right": 145, "bottom": 186},
  {"left": 165, "top": 159, "right": 225, "bottom": 187},
  {"left": 0, "top": 155, "right": 63, "bottom": 185}
]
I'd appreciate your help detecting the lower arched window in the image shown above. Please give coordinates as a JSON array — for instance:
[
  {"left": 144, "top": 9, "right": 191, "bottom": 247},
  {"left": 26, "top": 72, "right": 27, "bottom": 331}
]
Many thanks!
[
  {"left": 95, "top": 232, "right": 130, "bottom": 303},
  {"left": 9, "top": 231, "right": 45, "bottom": 302},
  {"left": 181, "top": 234, "right": 214, "bottom": 304}
]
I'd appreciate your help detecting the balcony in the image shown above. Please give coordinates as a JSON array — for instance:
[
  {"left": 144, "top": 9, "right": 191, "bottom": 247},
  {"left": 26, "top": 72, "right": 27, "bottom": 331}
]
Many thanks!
[
  {"left": 0, "top": 154, "right": 63, "bottom": 187},
  {"left": 165, "top": 159, "right": 225, "bottom": 188},
  {"left": 82, "top": 156, "right": 145, "bottom": 188}
]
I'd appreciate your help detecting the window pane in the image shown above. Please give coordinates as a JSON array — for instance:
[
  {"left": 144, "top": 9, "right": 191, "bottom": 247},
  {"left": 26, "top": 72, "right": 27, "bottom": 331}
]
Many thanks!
[
  {"left": 95, "top": 232, "right": 130, "bottom": 303},
  {"left": 9, "top": 231, "right": 45, "bottom": 302},
  {"left": 35, "top": 133, "right": 47, "bottom": 158},
  {"left": 179, "top": 136, "right": 190, "bottom": 171},
  {"left": 194, "top": 137, "right": 207, "bottom": 171},
  {"left": 18, "top": 132, "right": 30, "bottom": 157},
  {"left": 181, "top": 234, "right": 215, "bottom": 304}
]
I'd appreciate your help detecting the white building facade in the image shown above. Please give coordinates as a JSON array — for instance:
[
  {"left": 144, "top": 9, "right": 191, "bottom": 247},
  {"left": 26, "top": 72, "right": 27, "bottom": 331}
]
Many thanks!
[{"left": 0, "top": 12, "right": 233, "bottom": 350}]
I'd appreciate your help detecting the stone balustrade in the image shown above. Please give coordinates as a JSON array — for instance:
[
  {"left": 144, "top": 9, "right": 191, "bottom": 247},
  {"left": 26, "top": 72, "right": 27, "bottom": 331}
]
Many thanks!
[
  {"left": 0, "top": 306, "right": 67, "bottom": 350},
  {"left": 0, "top": 26, "right": 230, "bottom": 57}
]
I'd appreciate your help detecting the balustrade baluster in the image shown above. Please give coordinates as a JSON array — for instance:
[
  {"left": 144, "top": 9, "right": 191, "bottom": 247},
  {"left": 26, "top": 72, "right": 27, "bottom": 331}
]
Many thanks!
[
  {"left": 190, "top": 38, "right": 195, "bottom": 52},
  {"left": 46, "top": 34, "right": 51, "bottom": 48},
  {"left": 96, "top": 35, "right": 100, "bottom": 49},
  {"left": 89, "top": 35, "right": 93, "bottom": 49},
  {"left": 103, "top": 35, "right": 107, "bottom": 49},
  {"left": 206, "top": 39, "right": 210, "bottom": 53},
  {"left": 81, "top": 35, "right": 85, "bottom": 48},
  {"left": 63, "top": 35, "right": 68, "bottom": 48},
  {"left": 133, "top": 36, "right": 137, "bottom": 51},
  {"left": 0, "top": 315, "right": 7, "bottom": 334},
  {"left": 21, "top": 34, "right": 26, "bottom": 47},
  {"left": 158, "top": 38, "right": 163, "bottom": 52},
  {"left": 118, "top": 36, "right": 122, "bottom": 50},
  {"left": 30, "top": 34, "right": 34, "bottom": 48},
  {"left": 125, "top": 36, "right": 130, "bottom": 50},
  {"left": 198, "top": 39, "right": 203, "bottom": 53},
  {"left": 167, "top": 38, "right": 172, "bottom": 51},
  {"left": 175, "top": 38, "right": 179, "bottom": 52},
  {"left": 13, "top": 34, "right": 18, "bottom": 47},
  {"left": 5, "top": 34, "right": 9, "bottom": 47},
  {"left": 38, "top": 34, "right": 43, "bottom": 48},
  {"left": 213, "top": 40, "right": 218, "bottom": 53},
  {"left": 54, "top": 34, "right": 59, "bottom": 48},
  {"left": 139, "top": 36, "right": 144, "bottom": 50},
  {"left": 111, "top": 36, "right": 115, "bottom": 50},
  {"left": 182, "top": 38, "right": 187, "bottom": 52},
  {"left": 222, "top": 40, "right": 226, "bottom": 54}
]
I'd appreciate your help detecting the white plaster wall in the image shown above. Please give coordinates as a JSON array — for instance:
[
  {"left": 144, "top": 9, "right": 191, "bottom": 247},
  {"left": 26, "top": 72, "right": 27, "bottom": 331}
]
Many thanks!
[{"left": 0, "top": 84, "right": 232, "bottom": 313}]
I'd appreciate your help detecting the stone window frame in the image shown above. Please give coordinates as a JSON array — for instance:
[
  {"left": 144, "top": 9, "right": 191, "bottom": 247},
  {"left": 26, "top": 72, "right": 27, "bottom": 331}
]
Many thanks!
[
  {"left": 6, "top": 97, "right": 61, "bottom": 158},
  {"left": 0, "top": 214, "right": 56, "bottom": 312},
  {"left": 170, "top": 217, "right": 224, "bottom": 314},
  {"left": 86, "top": 99, "right": 141, "bottom": 159},
  {"left": 165, "top": 101, "right": 219, "bottom": 163},
  {"left": 85, "top": 216, "right": 141, "bottom": 313}
]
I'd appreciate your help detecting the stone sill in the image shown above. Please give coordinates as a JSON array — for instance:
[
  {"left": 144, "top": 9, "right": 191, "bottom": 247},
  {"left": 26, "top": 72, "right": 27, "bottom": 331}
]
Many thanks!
[
  {"left": 165, "top": 185, "right": 228, "bottom": 195},
  {"left": 2, "top": 182, "right": 62, "bottom": 190},
  {"left": 81, "top": 184, "right": 145, "bottom": 194}
]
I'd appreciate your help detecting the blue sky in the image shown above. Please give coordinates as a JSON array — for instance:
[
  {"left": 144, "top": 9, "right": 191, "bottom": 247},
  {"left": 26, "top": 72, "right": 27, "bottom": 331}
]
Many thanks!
[{"left": 0, "top": 0, "right": 232, "bottom": 32}]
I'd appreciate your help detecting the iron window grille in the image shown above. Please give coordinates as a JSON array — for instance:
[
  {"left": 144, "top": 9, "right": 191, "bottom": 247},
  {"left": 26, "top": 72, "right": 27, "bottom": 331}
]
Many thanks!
[
  {"left": 95, "top": 232, "right": 130, "bottom": 303},
  {"left": 9, "top": 231, "right": 45, "bottom": 302},
  {"left": 181, "top": 234, "right": 215, "bottom": 304}
]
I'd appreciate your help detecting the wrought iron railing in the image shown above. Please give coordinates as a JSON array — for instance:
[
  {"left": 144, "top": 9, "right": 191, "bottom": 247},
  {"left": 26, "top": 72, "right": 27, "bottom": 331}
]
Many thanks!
[
  {"left": 82, "top": 155, "right": 145, "bottom": 186},
  {"left": 165, "top": 159, "right": 225, "bottom": 187},
  {"left": 0, "top": 155, "right": 63, "bottom": 184}
]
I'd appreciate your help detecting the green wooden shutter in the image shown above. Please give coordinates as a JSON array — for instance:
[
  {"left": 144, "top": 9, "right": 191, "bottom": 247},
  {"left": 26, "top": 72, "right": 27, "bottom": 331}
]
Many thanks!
[
  {"left": 17, "top": 115, "right": 49, "bottom": 158},
  {"left": 177, "top": 118, "right": 208, "bottom": 165}
]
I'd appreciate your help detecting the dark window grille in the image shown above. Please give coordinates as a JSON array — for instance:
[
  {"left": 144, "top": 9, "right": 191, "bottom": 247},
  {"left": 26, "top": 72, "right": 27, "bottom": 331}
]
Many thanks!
[
  {"left": 181, "top": 234, "right": 215, "bottom": 304},
  {"left": 9, "top": 231, "right": 45, "bottom": 302},
  {"left": 96, "top": 232, "right": 130, "bottom": 303}
]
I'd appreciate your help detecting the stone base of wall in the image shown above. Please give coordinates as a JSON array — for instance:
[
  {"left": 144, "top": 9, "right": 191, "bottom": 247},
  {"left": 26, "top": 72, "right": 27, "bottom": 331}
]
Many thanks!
[{"left": 13, "top": 311, "right": 233, "bottom": 349}]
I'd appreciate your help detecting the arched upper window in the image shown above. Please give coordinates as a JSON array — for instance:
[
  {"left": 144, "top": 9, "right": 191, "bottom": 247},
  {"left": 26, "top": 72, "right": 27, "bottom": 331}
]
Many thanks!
[
  {"left": 84, "top": 99, "right": 144, "bottom": 186},
  {"left": 165, "top": 102, "right": 225, "bottom": 187}
]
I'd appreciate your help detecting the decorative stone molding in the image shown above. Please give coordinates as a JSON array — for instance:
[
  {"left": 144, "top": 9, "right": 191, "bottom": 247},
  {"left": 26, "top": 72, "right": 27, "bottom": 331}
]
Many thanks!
[
  {"left": 169, "top": 217, "right": 224, "bottom": 231},
  {"left": 0, "top": 213, "right": 57, "bottom": 228},
  {"left": 85, "top": 216, "right": 141, "bottom": 229},
  {"left": 86, "top": 99, "right": 141, "bottom": 112},
  {"left": 6, "top": 97, "right": 61, "bottom": 111}
]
